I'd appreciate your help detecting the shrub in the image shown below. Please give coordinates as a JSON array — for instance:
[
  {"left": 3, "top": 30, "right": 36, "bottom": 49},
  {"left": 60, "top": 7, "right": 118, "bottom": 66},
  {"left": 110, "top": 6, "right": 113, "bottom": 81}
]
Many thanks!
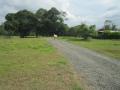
[{"left": 98, "top": 31, "right": 120, "bottom": 39}]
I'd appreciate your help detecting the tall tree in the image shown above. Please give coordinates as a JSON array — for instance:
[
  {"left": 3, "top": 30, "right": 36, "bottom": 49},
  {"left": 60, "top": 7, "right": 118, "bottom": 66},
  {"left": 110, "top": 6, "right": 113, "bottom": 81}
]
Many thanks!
[
  {"left": 35, "top": 8, "right": 47, "bottom": 37},
  {"left": 4, "top": 13, "right": 17, "bottom": 37},
  {"left": 42, "top": 7, "right": 65, "bottom": 36},
  {"left": 4, "top": 7, "right": 66, "bottom": 37},
  {"left": 15, "top": 10, "right": 38, "bottom": 38}
]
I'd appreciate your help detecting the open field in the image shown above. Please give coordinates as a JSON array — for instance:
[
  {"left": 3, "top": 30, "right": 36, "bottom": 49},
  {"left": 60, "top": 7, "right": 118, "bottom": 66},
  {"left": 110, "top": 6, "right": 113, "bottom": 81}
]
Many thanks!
[
  {"left": 59, "top": 37, "right": 120, "bottom": 59},
  {"left": 0, "top": 37, "right": 81, "bottom": 90}
]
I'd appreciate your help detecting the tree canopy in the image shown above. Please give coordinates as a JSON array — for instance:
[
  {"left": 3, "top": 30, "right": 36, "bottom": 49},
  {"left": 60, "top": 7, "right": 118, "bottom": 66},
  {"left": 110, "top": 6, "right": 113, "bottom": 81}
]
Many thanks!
[{"left": 4, "top": 7, "right": 67, "bottom": 38}]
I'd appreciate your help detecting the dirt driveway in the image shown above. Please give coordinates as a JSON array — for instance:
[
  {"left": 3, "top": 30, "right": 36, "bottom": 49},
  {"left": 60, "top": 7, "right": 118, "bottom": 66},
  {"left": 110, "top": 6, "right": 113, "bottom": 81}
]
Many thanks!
[{"left": 48, "top": 38, "right": 120, "bottom": 90}]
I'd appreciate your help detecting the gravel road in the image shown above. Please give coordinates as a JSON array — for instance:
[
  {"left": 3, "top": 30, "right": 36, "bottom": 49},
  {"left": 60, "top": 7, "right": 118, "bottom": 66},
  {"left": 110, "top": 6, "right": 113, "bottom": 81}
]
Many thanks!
[{"left": 48, "top": 38, "right": 120, "bottom": 90}]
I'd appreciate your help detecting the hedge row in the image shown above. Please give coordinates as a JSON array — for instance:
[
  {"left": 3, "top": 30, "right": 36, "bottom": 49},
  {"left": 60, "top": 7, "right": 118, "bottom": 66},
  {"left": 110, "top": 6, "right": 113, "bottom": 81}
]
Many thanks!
[{"left": 98, "top": 32, "right": 120, "bottom": 39}]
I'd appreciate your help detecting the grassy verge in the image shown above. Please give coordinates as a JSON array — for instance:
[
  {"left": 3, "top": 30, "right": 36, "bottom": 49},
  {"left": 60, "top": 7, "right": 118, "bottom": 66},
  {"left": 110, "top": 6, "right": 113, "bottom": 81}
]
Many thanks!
[
  {"left": 0, "top": 37, "right": 82, "bottom": 90},
  {"left": 59, "top": 37, "right": 120, "bottom": 60}
]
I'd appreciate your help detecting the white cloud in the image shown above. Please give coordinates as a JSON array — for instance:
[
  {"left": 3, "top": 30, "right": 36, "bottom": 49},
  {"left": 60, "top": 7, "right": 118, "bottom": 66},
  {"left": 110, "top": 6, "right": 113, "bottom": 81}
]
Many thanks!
[
  {"left": 101, "top": 0, "right": 113, "bottom": 5},
  {"left": 0, "top": 0, "right": 120, "bottom": 27}
]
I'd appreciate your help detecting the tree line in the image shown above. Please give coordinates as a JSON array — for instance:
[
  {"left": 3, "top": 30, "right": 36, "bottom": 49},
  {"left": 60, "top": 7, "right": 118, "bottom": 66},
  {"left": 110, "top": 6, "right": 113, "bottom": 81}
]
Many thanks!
[
  {"left": 67, "top": 20, "right": 120, "bottom": 39},
  {"left": 0, "top": 7, "right": 96, "bottom": 39},
  {"left": 66, "top": 24, "right": 96, "bottom": 39},
  {"left": 3, "top": 7, "right": 68, "bottom": 38},
  {"left": 0, "top": 7, "right": 120, "bottom": 39}
]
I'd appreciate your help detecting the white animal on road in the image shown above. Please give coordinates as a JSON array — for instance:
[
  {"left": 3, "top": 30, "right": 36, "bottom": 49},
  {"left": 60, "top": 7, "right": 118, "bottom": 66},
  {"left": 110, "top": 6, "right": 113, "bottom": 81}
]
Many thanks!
[{"left": 53, "top": 34, "right": 58, "bottom": 39}]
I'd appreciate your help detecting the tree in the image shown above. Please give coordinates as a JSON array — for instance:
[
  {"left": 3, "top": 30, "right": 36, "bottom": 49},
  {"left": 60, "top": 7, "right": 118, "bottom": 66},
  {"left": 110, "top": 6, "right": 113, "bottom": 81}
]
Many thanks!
[
  {"left": 104, "top": 20, "right": 112, "bottom": 30},
  {"left": 57, "top": 23, "right": 69, "bottom": 36},
  {"left": 35, "top": 8, "right": 47, "bottom": 37},
  {"left": 89, "top": 25, "right": 96, "bottom": 37},
  {"left": 15, "top": 10, "right": 38, "bottom": 38},
  {"left": 112, "top": 24, "right": 117, "bottom": 31},
  {"left": 4, "top": 7, "right": 66, "bottom": 37},
  {"left": 4, "top": 13, "right": 18, "bottom": 37},
  {"left": 42, "top": 7, "right": 65, "bottom": 36},
  {"left": 35, "top": 7, "right": 66, "bottom": 36},
  {"left": 67, "top": 26, "right": 78, "bottom": 36},
  {"left": 4, "top": 10, "right": 38, "bottom": 38},
  {"left": 36, "top": 8, "right": 47, "bottom": 20},
  {"left": 77, "top": 24, "right": 95, "bottom": 40}
]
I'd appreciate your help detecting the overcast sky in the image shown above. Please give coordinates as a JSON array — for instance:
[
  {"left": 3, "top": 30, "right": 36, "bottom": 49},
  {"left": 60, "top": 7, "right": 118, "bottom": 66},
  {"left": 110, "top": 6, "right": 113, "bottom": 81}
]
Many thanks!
[{"left": 0, "top": 0, "right": 120, "bottom": 28}]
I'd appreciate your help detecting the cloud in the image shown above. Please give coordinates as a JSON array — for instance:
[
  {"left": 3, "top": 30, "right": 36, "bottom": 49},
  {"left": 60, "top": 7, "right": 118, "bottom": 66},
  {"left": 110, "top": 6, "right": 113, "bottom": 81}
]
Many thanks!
[
  {"left": 100, "top": 0, "right": 113, "bottom": 5},
  {"left": 0, "top": 0, "right": 120, "bottom": 28}
]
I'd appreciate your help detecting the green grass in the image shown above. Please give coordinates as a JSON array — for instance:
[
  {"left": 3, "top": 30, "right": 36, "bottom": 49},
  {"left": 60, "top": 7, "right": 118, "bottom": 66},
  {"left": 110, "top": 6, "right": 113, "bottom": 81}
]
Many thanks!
[
  {"left": 0, "top": 37, "right": 82, "bottom": 90},
  {"left": 59, "top": 37, "right": 120, "bottom": 60}
]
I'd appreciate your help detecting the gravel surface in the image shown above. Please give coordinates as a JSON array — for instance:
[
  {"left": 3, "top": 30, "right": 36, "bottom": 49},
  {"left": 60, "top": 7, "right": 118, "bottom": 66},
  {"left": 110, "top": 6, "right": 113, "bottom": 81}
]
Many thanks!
[{"left": 48, "top": 38, "right": 120, "bottom": 90}]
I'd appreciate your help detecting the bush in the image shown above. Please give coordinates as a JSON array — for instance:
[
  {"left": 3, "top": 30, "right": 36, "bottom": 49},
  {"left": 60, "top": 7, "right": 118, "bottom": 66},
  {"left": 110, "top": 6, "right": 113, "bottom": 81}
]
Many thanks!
[
  {"left": 98, "top": 31, "right": 120, "bottom": 39},
  {"left": 110, "top": 32, "right": 120, "bottom": 39}
]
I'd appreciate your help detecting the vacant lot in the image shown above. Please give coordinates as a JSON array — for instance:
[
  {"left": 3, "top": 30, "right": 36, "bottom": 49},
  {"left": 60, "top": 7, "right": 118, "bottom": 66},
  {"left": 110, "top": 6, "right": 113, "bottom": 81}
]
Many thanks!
[
  {"left": 0, "top": 37, "right": 81, "bottom": 90},
  {"left": 60, "top": 37, "right": 120, "bottom": 59}
]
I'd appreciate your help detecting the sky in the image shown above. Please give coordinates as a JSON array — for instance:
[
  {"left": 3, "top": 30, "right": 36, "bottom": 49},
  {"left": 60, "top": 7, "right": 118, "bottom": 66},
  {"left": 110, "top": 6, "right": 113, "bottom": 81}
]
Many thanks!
[{"left": 0, "top": 0, "right": 120, "bottom": 28}]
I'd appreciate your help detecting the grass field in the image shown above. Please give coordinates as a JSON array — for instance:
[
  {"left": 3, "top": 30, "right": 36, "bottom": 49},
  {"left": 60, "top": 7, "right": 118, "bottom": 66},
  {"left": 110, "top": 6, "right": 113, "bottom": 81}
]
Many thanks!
[
  {"left": 0, "top": 37, "right": 81, "bottom": 90},
  {"left": 60, "top": 37, "right": 120, "bottom": 60}
]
